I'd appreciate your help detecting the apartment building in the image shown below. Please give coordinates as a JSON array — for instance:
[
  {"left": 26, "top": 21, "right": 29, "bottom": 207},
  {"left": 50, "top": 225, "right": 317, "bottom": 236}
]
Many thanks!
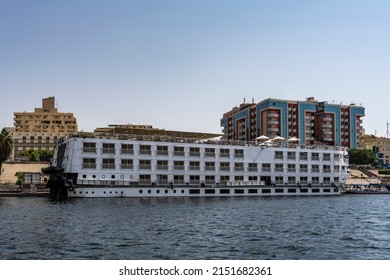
[
  {"left": 12, "top": 97, "right": 78, "bottom": 158},
  {"left": 221, "top": 97, "right": 365, "bottom": 148}
]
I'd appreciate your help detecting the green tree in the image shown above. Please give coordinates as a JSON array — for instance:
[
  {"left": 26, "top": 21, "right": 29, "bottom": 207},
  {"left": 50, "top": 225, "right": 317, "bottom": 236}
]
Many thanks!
[
  {"left": 348, "top": 148, "right": 376, "bottom": 165},
  {"left": 0, "top": 128, "right": 13, "bottom": 175},
  {"left": 18, "top": 149, "right": 53, "bottom": 162}
]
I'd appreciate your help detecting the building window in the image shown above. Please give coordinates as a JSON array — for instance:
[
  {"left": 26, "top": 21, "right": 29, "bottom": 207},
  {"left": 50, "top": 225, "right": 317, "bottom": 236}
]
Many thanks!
[
  {"left": 205, "top": 175, "right": 215, "bottom": 184},
  {"left": 174, "top": 175, "right": 184, "bottom": 184},
  {"left": 312, "top": 165, "right": 320, "bottom": 173},
  {"left": 323, "top": 153, "right": 331, "bottom": 161},
  {"left": 300, "top": 164, "right": 308, "bottom": 172},
  {"left": 312, "top": 153, "right": 320, "bottom": 161},
  {"left": 287, "top": 152, "right": 296, "bottom": 160},
  {"left": 220, "top": 176, "right": 230, "bottom": 185},
  {"left": 275, "top": 176, "right": 284, "bottom": 185},
  {"left": 300, "top": 152, "right": 308, "bottom": 161},
  {"left": 139, "top": 174, "right": 151, "bottom": 185}
]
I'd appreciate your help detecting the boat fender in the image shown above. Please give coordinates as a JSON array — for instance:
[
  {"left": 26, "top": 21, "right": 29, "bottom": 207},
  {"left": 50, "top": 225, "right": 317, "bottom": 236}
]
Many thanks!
[
  {"left": 271, "top": 182, "right": 276, "bottom": 187},
  {"left": 68, "top": 186, "right": 75, "bottom": 192}
]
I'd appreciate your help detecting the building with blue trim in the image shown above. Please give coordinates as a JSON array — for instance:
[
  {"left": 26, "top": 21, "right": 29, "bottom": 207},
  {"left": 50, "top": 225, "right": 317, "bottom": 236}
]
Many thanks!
[{"left": 221, "top": 97, "right": 365, "bottom": 148}]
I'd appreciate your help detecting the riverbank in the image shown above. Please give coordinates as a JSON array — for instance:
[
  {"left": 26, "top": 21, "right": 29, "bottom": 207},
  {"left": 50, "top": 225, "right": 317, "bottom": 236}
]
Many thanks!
[{"left": 0, "top": 184, "right": 49, "bottom": 197}]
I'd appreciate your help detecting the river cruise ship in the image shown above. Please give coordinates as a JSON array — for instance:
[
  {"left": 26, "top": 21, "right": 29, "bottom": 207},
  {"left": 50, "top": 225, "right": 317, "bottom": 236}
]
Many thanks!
[{"left": 45, "top": 133, "right": 349, "bottom": 198}]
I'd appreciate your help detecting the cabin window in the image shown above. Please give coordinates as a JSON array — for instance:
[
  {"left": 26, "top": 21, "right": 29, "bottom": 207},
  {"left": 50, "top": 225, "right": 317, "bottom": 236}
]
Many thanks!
[
  {"left": 312, "top": 165, "right": 320, "bottom": 173},
  {"left": 205, "top": 148, "right": 215, "bottom": 158},
  {"left": 220, "top": 162, "right": 230, "bottom": 172},
  {"left": 312, "top": 177, "right": 320, "bottom": 185},
  {"left": 139, "top": 145, "right": 151, "bottom": 155},
  {"left": 205, "top": 162, "right": 215, "bottom": 171},
  {"left": 102, "top": 143, "right": 115, "bottom": 154},
  {"left": 275, "top": 164, "right": 284, "bottom": 172},
  {"left": 173, "top": 161, "right": 185, "bottom": 171},
  {"left": 83, "top": 142, "right": 96, "bottom": 153},
  {"left": 139, "top": 175, "right": 151, "bottom": 185},
  {"left": 288, "top": 177, "right": 296, "bottom": 184},
  {"left": 139, "top": 160, "right": 151, "bottom": 170},
  {"left": 121, "top": 159, "right": 133, "bottom": 170},
  {"left": 300, "top": 164, "right": 308, "bottom": 172},
  {"left": 287, "top": 151, "right": 296, "bottom": 160},
  {"left": 121, "top": 144, "right": 134, "bottom": 155},
  {"left": 288, "top": 164, "right": 296, "bottom": 173},
  {"left": 220, "top": 148, "right": 230, "bottom": 158},
  {"left": 323, "top": 165, "right": 331, "bottom": 173},
  {"left": 275, "top": 176, "right": 283, "bottom": 185},
  {"left": 248, "top": 163, "right": 257, "bottom": 172},
  {"left": 82, "top": 158, "right": 96, "bottom": 169},
  {"left": 189, "top": 175, "right": 200, "bottom": 185},
  {"left": 174, "top": 146, "right": 185, "bottom": 156},
  {"left": 174, "top": 175, "right": 184, "bottom": 184},
  {"left": 189, "top": 147, "right": 200, "bottom": 157},
  {"left": 234, "top": 162, "right": 244, "bottom": 172},
  {"left": 205, "top": 175, "right": 215, "bottom": 184},
  {"left": 275, "top": 151, "right": 284, "bottom": 160},
  {"left": 157, "top": 174, "right": 168, "bottom": 185},
  {"left": 157, "top": 160, "right": 168, "bottom": 170},
  {"left": 262, "top": 163, "right": 271, "bottom": 172},
  {"left": 234, "top": 149, "right": 244, "bottom": 158},
  {"left": 300, "top": 177, "right": 308, "bottom": 184},
  {"left": 220, "top": 176, "right": 230, "bottom": 185},
  {"left": 102, "top": 158, "right": 115, "bottom": 169},
  {"left": 312, "top": 153, "right": 320, "bottom": 161},
  {"left": 156, "top": 146, "right": 169, "bottom": 156},
  {"left": 299, "top": 152, "right": 308, "bottom": 161},
  {"left": 323, "top": 177, "right": 331, "bottom": 184},
  {"left": 234, "top": 176, "right": 244, "bottom": 182},
  {"left": 189, "top": 161, "right": 200, "bottom": 171},
  {"left": 323, "top": 153, "right": 331, "bottom": 161}
]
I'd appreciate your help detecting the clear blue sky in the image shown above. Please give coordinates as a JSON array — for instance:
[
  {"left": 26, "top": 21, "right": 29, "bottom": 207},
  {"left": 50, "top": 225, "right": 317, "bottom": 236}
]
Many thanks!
[{"left": 1, "top": 0, "right": 389, "bottom": 135}]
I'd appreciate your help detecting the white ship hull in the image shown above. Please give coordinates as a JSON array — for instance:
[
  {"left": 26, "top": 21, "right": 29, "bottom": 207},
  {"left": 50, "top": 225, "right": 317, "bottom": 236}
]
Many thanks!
[
  {"left": 45, "top": 134, "right": 349, "bottom": 199},
  {"left": 68, "top": 185, "right": 341, "bottom": 198}
]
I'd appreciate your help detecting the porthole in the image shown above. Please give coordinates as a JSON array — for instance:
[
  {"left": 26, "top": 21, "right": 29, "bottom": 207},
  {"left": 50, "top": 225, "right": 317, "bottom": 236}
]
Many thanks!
[
  {"left": 102, "top": 175, "right": 106, "bottom": 179},
  {"left": 139, "top": 190, "right": 143, "bottom": 194},
  {"left": 115, "top": 191, "right": 118, "bottom": 194},
  {"left": 104, "top": 191, "right": 106, "bottom": 194},
  {"left": 79, "top": 191, "right": 82, "bottom": 194},
  {"left": 109, "top": 191, "right": 112, "bottom": 194},
  {"left": 121, "top": 175, "right": 124, "bottom": 179},
  {"left": 181, "top": 190, "right": 185, "bottom": 194},
  {"left": 73, "top": 192, "right": 76, "bottom": 194},
  {"left": 82, "top": 175, "right": 87, "bottom": 179},
  {"left": 148, "top": 190, "right": 151, "bottom": 194},
  {"left": 92, "top": 175, "right": 96, "bottom": 179},
  {"left": 86, "top": 191, "right": 88, "bottom": 194},
  {"left": 121, "top": 191, "right": 123, "bottom": 194},
  {"left": 92, "top": 192, "right": 94, "bottom": 194},
  {"left": 156, "top": 190, "right": 160, "bottom": 194},
  {"left": 165, "top": 190, "right": 168, "bottom": 194},
  {"left": 111, "top": 175, "right": 115, "bottom": 179},
  {"left": 173, "top": 190, "right": 177, "bottom": 194}
]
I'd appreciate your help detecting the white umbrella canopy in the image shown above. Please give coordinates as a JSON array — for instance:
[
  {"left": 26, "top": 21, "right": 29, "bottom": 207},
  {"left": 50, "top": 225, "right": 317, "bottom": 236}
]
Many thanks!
[
  {"left": 256, "top": 135, "right": 270, "bottom": 141},
  {"left": 272, "top": 136, "right": 285, "bottom": 141},
  {"left": 287, "top": 137, "right": 300, "bottom": 142}
]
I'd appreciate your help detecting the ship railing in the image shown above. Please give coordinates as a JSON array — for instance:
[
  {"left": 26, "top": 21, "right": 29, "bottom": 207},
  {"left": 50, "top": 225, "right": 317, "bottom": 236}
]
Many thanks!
[{"left": 60, "top": 132, "right": 348, "bottom": 152}]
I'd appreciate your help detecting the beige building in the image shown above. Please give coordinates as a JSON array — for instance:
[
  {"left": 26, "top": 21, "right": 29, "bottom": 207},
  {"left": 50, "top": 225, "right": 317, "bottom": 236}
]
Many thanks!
[
  {"left": 361, "top": 135, "right": 390, "bottom": 166},
  {"left": 12, "top": 97, "right": 78, "bottom": 158}
]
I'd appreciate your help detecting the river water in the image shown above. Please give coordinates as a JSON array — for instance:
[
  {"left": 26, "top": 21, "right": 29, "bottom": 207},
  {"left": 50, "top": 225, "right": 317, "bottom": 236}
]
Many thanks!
[{"left": 1, "top": 195, "right": 389, "bottom": 260}]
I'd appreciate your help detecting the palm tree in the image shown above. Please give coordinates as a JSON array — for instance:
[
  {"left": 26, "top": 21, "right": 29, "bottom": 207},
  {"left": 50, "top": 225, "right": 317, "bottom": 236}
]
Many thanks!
[{"left": 0, "top": 128, "right": 13, "bottom": 175}]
